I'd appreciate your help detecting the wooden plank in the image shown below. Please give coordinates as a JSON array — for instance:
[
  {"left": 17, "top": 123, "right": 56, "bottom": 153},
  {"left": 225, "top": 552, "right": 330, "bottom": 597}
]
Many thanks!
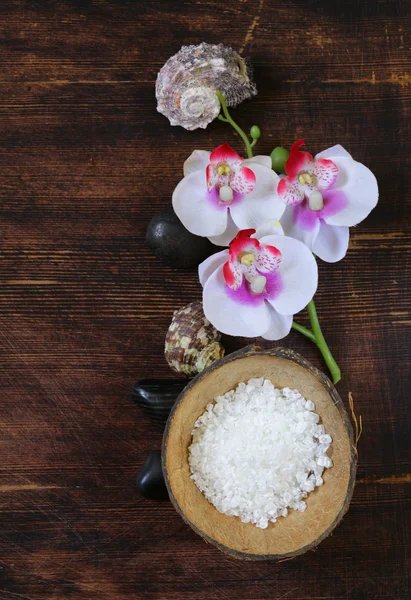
[{"left": 0, "top": 0, "right": 409, "bottom": 598}]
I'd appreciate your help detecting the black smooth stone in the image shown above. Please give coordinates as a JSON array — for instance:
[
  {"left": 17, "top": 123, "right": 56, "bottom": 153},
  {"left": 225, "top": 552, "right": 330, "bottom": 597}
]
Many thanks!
[
  {"left": 132, "top": 379, "right": 187, "bottom": 425},
  {"left": 146, "top": 207, "right": 216, "bottom": 269},
  {"left": 136, "top": 450, "right": 168, "bottom": 501}
]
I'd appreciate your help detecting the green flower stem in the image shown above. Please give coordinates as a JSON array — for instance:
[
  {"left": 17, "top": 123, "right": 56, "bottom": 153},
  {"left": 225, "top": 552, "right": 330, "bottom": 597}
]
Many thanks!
[
  {"left": 216, "top": 91, "right": 253, "bottom": 159},
  {"left": 292, "top": 321, "right": 316, "bottom": 343},
  {"left": 250, "top": 138, "right": 258, "bottom": 149},
  {"left": 307, "top": 299, "right": 341, "bottom": 384}
]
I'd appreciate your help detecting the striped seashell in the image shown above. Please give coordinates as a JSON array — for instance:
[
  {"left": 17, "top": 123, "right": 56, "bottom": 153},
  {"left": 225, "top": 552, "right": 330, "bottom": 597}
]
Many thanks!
[{"left": 165, "top": 301, "right": 225, "bottom": 376}]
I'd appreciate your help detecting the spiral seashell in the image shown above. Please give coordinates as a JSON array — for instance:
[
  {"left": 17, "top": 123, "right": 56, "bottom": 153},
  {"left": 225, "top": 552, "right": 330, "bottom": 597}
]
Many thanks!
[
  {"left": 165, "top": 301, "right": 225, "bottom": 376},
  {"left": 156, "top": 42, "right": 257, "bottom": 130}
]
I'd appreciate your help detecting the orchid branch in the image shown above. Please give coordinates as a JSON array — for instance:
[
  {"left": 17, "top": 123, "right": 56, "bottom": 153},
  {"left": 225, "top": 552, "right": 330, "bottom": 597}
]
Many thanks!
[
  {"left": 216, "top": 91, "right": 253, "bottom": 159},
  {"left": 292, "top": 305, "right": 341, "bottom": 384},
  {"left": 291, "top": 321, "right": 316, "bottom": 343},
  {"left": 215, "top": 91, "right": 341, "bottom": 384},
  {"left": 307, "top": 299, "right": 341, "bottom": 384}
]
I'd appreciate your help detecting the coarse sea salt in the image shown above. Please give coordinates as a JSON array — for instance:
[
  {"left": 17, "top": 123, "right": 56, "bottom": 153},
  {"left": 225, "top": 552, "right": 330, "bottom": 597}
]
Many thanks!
[{"left": 188, "top": 378, "right": 333, "bottom": 529}]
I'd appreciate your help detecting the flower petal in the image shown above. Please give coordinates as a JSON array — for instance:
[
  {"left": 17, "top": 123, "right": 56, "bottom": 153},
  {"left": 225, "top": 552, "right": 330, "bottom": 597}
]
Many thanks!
[
  {"left": 293, "top": 198, "right": 321, "bottom": 232},
  {"left": 242, "top": 155, "right": 272, "bottom": 169},
  {"left": 183, "top": 150, "right": 211, "bottom": 176},
  {"left": 202, "top": 265, "right": 272, "bottom": 337},
  {"left": 312, "top": 221, "right": 349, "bottom": 263},
  {"left": 172, "top": 170, "right": 228, "bottom": 237},
  {"left": 262, "top": 305, "right": 293, "bottom": 340},
  {"left": 198, "top": 250, "right": 228, "bottom": 286},
  {"left": 312, "top": 158, "right": 338, "bottom": 190},
  {"left": 279, "top": 204, "right": 321, "bottom": 251},
  {"left": 255, "top": 243, "right": 282, "bottom": 273},
  {"left": 322, "top": 158, "right": 378, "bottom": 227},
  {"left": 322, "top": 190, "right": 349, "bottom": 220},
  {"left": 277, "top": 176, "right": 304, "bottom": 206},
  {"left": 208, "top": 210, "right": 239, "bottom": 246},
  {"left": 231, "top": 165, "right": 256, "bottom": 195},
  {"left": 206, "top": 163, "right": 217, "bottom": 191},
  {"left": 230, "top": 164, "right": 284, "bottom": 229},
  {"left": 229, "top": 229, "right": 258, "bottom": 260},
  {"left": 285, "top": 139, "right": 313, "bottom": 177},
  {"left": 253, "top": 220, "right": 284, "bottom": 239},
  {"left": 315, "top": 144, "right": 352, "bottom": 161},
  {"left": 259, "top": 235, "right": 318, "bottom": 315},
  {"left": 223, "top": 259, "right": 243, "bottom": 290},
  {"left": 210, "top": 142, "right": 242, "bottom": 165}
]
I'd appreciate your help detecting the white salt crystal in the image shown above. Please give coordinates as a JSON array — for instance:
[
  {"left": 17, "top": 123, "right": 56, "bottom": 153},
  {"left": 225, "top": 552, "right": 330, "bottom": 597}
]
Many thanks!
[
  {"left": 317, "top": 456, "right": 333, "bottom": 468},
  {"left": 302, "top": 479, "right": 315, "bottom": 493},
  {"left": 295, "top": 421, "right": 307, "bottom": 434},
  {"left": 188, "top": 378, "right": 333, "bottom": 529},
  {"left": 319, "top": 434, "right": 332, "bottom": 445}
]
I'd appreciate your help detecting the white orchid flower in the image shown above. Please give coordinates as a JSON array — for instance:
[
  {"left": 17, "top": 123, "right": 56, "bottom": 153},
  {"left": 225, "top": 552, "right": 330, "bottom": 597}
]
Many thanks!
[
  {"left": 172, "top": 142, "right": 285, "bottom": 247},
  {"left": 277, "top": 140, "right": 378, "bottom": 262},
  {"left": 199, "top": 228, "right": 318, "bottom": 340}
]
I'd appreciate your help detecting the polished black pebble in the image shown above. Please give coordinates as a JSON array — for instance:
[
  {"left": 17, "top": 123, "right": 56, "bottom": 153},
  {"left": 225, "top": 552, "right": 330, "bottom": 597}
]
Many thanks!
[
  {"left": 136, "top": 450, "right": 168, "bottom": 501},
  {"left": 146, "top": 207, "right": 216, "bottom": 269},
  {"left": 132, "top": 379, "right": 187, "bottom": 425}
]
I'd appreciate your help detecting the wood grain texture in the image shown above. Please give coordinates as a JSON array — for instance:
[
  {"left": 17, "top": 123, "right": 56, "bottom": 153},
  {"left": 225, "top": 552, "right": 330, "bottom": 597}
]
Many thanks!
[{"left": 0, "top": 0, "right": 409, "bottom": 598}]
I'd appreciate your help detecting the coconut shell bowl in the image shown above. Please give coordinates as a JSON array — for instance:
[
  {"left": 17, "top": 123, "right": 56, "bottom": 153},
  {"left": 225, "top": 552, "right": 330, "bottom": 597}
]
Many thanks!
[{"left": 162, "top": 346, "right": 357, "bottom": 560}]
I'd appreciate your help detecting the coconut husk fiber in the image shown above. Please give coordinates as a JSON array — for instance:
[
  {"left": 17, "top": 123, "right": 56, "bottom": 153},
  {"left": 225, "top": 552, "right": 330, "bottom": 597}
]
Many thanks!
[{"left": 162, "top": 346, "right": 357, "bottom": 560}]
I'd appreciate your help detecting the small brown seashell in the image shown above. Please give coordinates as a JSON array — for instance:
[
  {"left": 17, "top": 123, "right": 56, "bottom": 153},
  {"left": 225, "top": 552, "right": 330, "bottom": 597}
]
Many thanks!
[{"left": 165, "top": 301, "right": 225, "bottom": 377}]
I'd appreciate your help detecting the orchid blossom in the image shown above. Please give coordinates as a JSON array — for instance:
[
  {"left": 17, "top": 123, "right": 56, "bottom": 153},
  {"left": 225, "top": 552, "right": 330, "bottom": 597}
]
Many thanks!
[
  {"left": 172, "top": 142, "right": 284, "bottom": 247},
  {"left": 199, "top": 93, "right": 344, "bottom": 383},
  {"left": 277, "top": 140, "right": 378, "bottom": 262},
  {"left": 199, "top": 229, "right": 318, "bottom": 340}
]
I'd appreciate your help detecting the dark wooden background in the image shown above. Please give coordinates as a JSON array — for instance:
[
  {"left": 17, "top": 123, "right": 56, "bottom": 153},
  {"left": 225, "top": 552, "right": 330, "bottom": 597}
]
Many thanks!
[{"left": 0, "top": 1, "right": 410, "bottom": 598}]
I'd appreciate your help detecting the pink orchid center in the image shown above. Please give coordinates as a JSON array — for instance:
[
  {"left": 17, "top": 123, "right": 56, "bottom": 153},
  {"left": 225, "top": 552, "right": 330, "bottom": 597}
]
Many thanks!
[
  {"left": 280, "top": 140, "right": 339, "bottom": 210},
  {"left": 206, "top": 143, "right": 256, "bottom": 206},
  {"left": 223, "top": 231, "right": 282, "bottom": 297},
  {"left": 297, "top": 171, "right": 324, "bottom": 211},
  {"left": 216, "top": 162, "right": 235, "bottom": 203},
  {"left": 209, "top": 160, "right": 256, "bottom": 205},
  {"left": 239, "top": 251, "right": 267, "bottom": 294}
]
